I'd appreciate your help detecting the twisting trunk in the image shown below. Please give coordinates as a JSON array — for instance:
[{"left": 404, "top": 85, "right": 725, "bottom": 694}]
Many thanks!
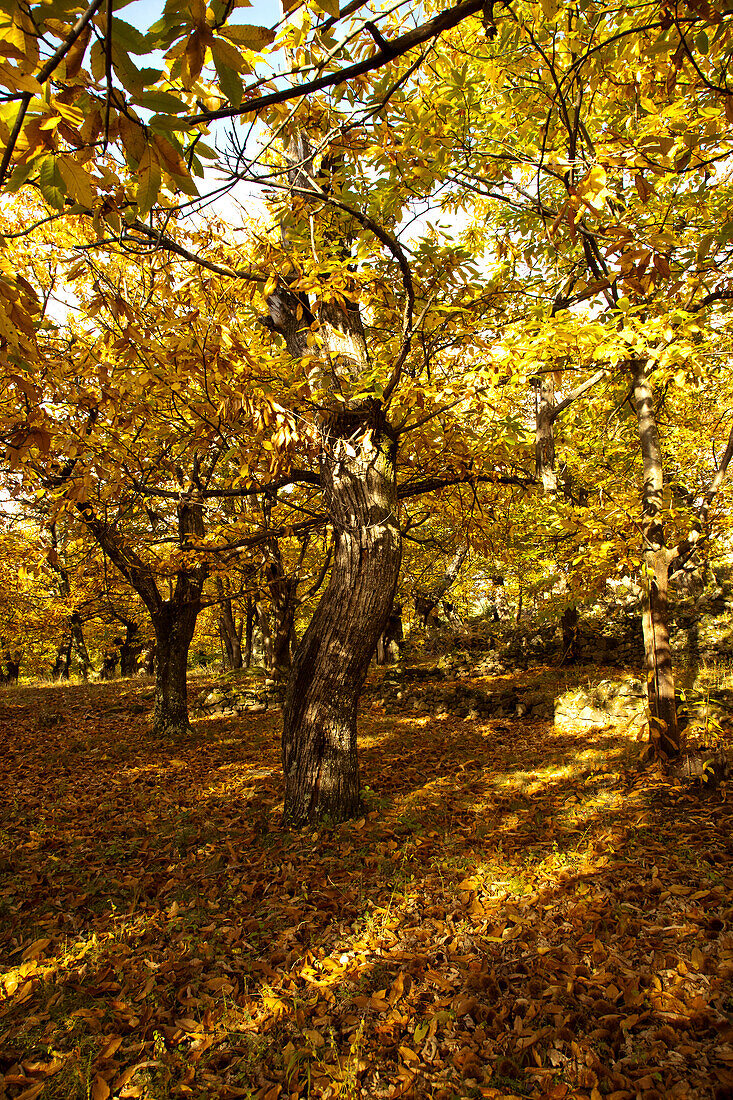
[
  {"left": 283, "top": 406, "right": 401, "bottom": 825},
  {"left": 630, "top": 358, "right": 679, "bottom": 757}
]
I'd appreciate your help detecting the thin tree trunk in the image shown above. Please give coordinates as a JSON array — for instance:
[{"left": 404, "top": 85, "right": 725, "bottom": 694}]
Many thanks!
[
  {"left": 216, "top": 577, "right": 242, "bottom": 669},
  {"left": 70, "top": 613, "right": 90, "bottom": 679},
  {"left": 244, "top": 596, "right": 254, "bottom": 668},
  {"left": 630, "top": 357, "right": 680, "bottom": 757},
  {"left": 256, "top": 600, "right": 274, "bottom": 672},
  {"left": 282, "top": 409, "right": 401, "bottom": 825},
  {"left": 535, "top": 375, "right": 557, "bottom": 493},
  {"left": 76, "top": 490, "right": 207, "bottom": 738}
]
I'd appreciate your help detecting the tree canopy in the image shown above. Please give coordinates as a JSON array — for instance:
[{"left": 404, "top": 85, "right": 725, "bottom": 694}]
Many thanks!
[{"left": 2, "top": 0, "right": 733, "bottom": 819}]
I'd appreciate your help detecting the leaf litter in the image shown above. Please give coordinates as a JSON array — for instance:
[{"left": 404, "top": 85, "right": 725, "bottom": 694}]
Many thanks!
[{"left": 0, "top": 673, "right": 732, "bottom": 1100}]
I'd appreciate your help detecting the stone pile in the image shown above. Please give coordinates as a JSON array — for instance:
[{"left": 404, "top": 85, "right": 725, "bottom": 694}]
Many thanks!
[
  {"left": 374, "top": 666, "right": 650, "bottom": 729},
  {"left": 195, "top": 676, "right": 284, "bottom": 718}
]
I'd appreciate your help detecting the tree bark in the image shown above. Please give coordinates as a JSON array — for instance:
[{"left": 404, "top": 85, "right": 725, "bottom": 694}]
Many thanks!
[
  {"left": 256, "top": 600, "right": 274, "bottom": 671},
  {"left": 535, "top": 375, "right": 557, "bottom": 492},
  {"left": 244, "top": 595, "right": 254, "bottom": 668},
  {"left": 630, "top": 357, "right": 680, "bottom": 757},
  {"left": 216, "top": 577, "right": 242, "bottom": 670},
  {"left": 151, "top": 600, "right": 199, "bottom": 736},
  {"left": 119, "top": 620, "right": 140, "bottom": 676},
  {"left": 282, "top": 406, "right": 401, "bottom": 825},
  {"left": 264, "top": 540, "right": 297, "bottom": 672}
]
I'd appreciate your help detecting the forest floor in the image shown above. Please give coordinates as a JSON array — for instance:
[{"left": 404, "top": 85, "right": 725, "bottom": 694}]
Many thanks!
[{"left": 0, "top": 669, "right": 732, "bottom": 1100}]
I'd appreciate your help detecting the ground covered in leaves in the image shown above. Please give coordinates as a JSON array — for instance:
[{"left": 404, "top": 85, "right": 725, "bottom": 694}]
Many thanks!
[{"left": 1, "top": 669, "right": 732, "bottom": 1100}]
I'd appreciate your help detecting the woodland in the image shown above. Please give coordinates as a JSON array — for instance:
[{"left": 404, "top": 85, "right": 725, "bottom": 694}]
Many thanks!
[{"left": 2, "top": 0, "right": 733, "bottom": 1096}]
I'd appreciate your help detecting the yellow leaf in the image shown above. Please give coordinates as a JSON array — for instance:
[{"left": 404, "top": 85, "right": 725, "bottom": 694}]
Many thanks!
[
  {"left": 313, "top": 0, "right": 339, "bottom": 15},
  {"left": 58, "top": 156, "right": 94, "bottom": 208},
  {"left": 219, "top": 24, "right": 276, "bottom": 49},
  {"left": 210, "top": 35, "right": 246, "bottom": 72},
  {"left": 22, "top": 937, "right": 51, "bottom": 961},
  {"left": 136, "top": 144, "right": 161, "bottom": 218},
  {"left": 388, "top": 971, "right": 405, "bottom": 1004},
  {"left": 91, "top": 1075, "right": 111, "bottom": 1100}
]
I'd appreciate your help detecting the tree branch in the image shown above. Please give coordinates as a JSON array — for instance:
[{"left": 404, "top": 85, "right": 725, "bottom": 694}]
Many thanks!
[{"left": 187, "top": 0, "right": 483, "bottom": 124}]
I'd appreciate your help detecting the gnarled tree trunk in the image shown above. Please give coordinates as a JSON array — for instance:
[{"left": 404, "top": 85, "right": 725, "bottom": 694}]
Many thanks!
[{"left": 282, "top": 408, "right": 401, "bottom": 825}]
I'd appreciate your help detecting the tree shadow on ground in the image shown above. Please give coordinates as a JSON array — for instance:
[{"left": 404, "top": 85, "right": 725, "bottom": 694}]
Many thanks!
[{"left": 0, "top": 679, "right": 732, "bottom": 1099}]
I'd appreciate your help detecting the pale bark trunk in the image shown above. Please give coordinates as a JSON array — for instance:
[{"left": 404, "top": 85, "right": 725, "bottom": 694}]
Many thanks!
[
  {"left": 256, "top": 601, "right": 274, "bottom": 672},
  {"left": 535, "top": 376, "right": 557, "bottom": 493},
  {"left": 282, "top": 408, "right": 401, "bottom": 825},
  {"left": 630, "top": 358, "right": 680, "bottom": 757}
]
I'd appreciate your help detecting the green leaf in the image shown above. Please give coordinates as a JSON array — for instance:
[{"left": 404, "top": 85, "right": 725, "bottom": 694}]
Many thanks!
[
  {"left": 134, "top": 90, "right": 187, "bottom": 113},
  {"left": 213, "top": 56, "right": 243, "bottom": 105},
  {"left": 211, "top": 35, "right": 247, "bottom": 72},
  {"left": 111, "top": 18, "right": 151, "bottom": 54},
  {"left": 695, "top": 30, "right": 709, "bottom": 55},
  {"left": 38, "top": 157, "right": 65, "bottom": 211},
  {"left": 148, "top": 114, "right": 193, "bottom": 131}
]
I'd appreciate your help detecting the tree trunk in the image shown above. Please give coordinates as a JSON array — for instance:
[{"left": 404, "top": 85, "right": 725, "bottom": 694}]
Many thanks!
[
  {"left": 119, "top": 620, "right": 140, "bottom": 676},
  {"left": 256, "top": 600, "right": 274, "bottom": 672},
  {"left": 70, "top": 613, "right": 90, "bottom": 678},
  {"left": 630, "top": 357, "right": 680, "bottom": 757},
  {"left": 535, "top": 375, "right": 557, "bottom": 492},
  {"left": 282, "top": 408, "right": 401, "bottom": 825},
  {"left": 376, "top": 603, "right": 403, "bottom": 664},
  {"left": 244, "top": 596, "right": 254, "bottom": 668},
  {"left": 216, "top": 577, "right": 242, "bottom": 670},
  {"left": 77, "top": 491, "right": 207, "bottom": 738},
  {"left": 266, "top": 553, "right": 297, "bottom": 673},
  {"left": 152, "top": 602, "right": 198, "bottom": 737}
]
